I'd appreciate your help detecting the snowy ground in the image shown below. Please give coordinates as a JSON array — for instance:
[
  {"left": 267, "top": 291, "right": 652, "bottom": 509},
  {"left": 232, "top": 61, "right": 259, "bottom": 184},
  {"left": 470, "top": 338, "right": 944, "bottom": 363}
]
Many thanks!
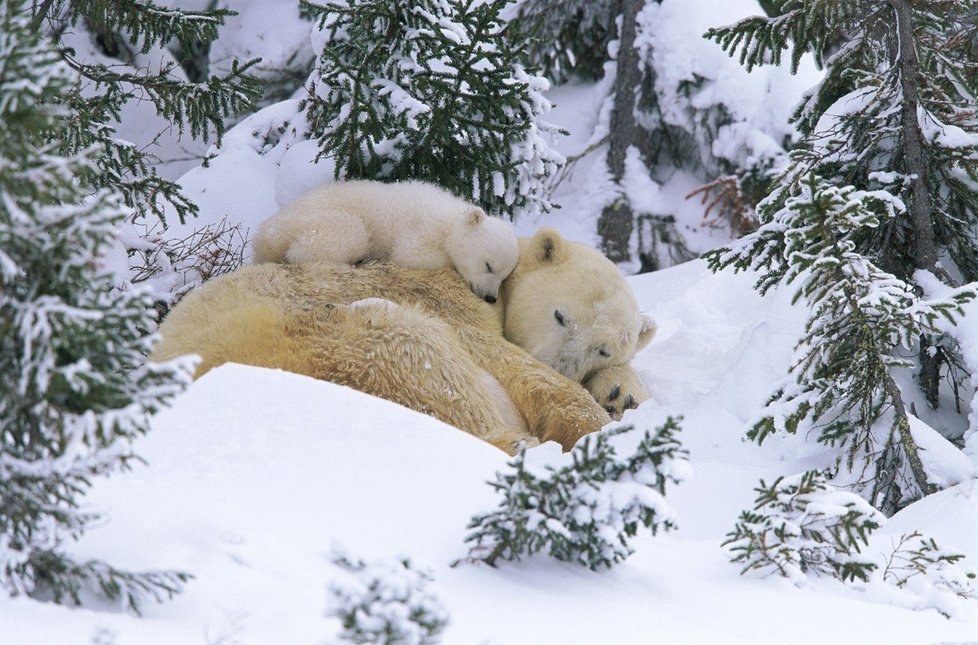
[
  {"left": 8, "top": 1, "right": 978, "bottom": 641},
  {"left": 4, "top": 261, "right": 978, "bottom": 644}
]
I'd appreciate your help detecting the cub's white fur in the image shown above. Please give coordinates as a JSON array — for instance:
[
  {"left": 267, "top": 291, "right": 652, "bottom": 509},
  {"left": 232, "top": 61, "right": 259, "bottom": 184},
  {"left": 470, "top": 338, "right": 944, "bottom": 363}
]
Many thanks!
[{"left": 252, "top": 180, "right": 519, "bottom": 302}]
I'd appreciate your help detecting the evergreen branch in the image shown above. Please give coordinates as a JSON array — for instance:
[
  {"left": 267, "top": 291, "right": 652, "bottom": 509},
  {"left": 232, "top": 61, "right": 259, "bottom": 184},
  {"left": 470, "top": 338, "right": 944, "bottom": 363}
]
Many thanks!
[
  {"left": 711, "top": 177, "right": 972, "bottom": 510},
  {"left": 706, "top": 1, "right": 883, "bottom": 73},
  {"left": 65, "top": 56, "right": 262, "bottom": 144},
  {"left": 57, "top": 110, "right": 198, "bottom": 225},
  {"left": 303, "top": 0, "right": 562, "bottom": 216},
  {"left": 298, "top": 0, "right": 338, "bottom": 25},
  {"left": 52, "top": 0, "right": 235, "bottom": 54},
  {"left": 414, "top": 1, "right": 497, "bottom": 173},
  {"left": 705, "top": 10, "right": 811, "bottom": 73},
  {"left": 502, "top": 0, "right": 616, "bottom": 82},
  {"left": 327, "top": 551, "right": 449, "bottom": 644},
  {"left": 1, "top": 1, "right": 195, "bottom": 608},
  {"left": 882, "top": 531, "right": 977, "bottom": 613},
  {"left": 29, "top": 0, "right": 55, "bottom": 30},
  {"left": 29, "top": 550, "right": 192, "bottom": 615},
  {"left": 723, "top": 471, "right": 883, "bottom": 583},
  {"left": 462, "top": 421, "right": 688, "bottom": 570},
  {"left": 815, "top": 246, "right": 935, "bottom": 508}
]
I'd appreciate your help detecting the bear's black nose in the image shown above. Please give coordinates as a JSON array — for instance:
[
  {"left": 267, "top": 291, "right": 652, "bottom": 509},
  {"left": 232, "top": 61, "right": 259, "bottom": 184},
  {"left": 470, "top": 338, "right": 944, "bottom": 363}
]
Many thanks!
[{"left": 484, "top": 295, "right": 497, "bottom": 304}]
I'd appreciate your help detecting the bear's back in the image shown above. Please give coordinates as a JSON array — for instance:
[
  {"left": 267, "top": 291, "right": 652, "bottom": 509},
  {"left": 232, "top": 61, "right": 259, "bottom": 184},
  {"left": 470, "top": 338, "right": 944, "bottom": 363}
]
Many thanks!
[{"left": 299, "top": 180, "right": 471, "bottom": 234}]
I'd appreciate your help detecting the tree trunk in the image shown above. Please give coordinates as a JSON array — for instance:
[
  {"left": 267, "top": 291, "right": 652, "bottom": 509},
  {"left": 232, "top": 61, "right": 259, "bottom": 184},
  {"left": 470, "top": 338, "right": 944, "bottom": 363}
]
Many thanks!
[
  {"left": 598, "top": 0, "right": 644, "bottom": 263},
  {"left": 890, "top": 0, "right": 939, "bottom": 273},
  {"left": 889, "top": 0, "right": 943, "bottom": 409},
  {"left": 872, "top": 373, "right": 937, "bottom": 515}
]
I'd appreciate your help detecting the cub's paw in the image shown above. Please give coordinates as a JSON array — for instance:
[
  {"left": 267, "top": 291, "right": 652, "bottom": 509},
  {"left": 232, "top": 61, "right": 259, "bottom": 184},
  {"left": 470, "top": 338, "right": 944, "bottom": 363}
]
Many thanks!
[{"left": 583, "top": 365, "right": 649, "bottom": 420}]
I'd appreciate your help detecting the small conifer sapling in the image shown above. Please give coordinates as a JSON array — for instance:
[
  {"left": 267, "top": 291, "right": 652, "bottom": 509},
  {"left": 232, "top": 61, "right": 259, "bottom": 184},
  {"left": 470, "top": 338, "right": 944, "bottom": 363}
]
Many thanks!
[{"left": 462, "top": 420, "right": 690, "bottom": 570}]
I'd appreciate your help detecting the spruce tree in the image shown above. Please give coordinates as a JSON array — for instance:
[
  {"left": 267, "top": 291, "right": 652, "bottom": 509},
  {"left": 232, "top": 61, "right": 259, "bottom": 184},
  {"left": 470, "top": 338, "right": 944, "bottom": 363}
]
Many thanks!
[
  {"left": 705, "top": 0, "right": 978, "bottom": 511},
  {"left": 327, "top": 549, "right": 449, "bottom": 644},
  {"left": 706, "top": 0, "right": 978, "bottom": 406},
  {"left": 882, "top": 531, "right": 977, "bottom": 617},
  {"left": 300, "top": 0, "right": 564, "bottom": 218},
  {"left": 503, "top": 0, "right": 617, "bottom": 83},
  {"left": 34, "top": 0, "right": 261, "bottom": 229},
  {"left": 726, "top": 470, "right": 977, "bottom": 615},
  {"left": 0, "top": 0, "right": 193, "bottom": 610},
  {"left": 708, "top": 176, "right": 973, "bottom": 511}
]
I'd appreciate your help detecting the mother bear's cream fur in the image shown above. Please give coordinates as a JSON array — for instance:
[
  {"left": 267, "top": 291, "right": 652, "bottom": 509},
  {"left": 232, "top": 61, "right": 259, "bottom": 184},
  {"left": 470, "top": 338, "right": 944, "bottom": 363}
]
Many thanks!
[{"left": 151, "top": 229, "right": 653, "bottom": 452}]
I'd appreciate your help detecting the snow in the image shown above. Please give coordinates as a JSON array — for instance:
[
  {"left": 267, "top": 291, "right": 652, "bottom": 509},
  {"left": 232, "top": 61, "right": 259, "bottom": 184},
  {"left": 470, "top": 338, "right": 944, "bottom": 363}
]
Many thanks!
[
  {"left": 916, "top": 269, "right": 978, "bottom": 458},
  {"left": 167, "top": 145, "right": 279, "bottom": 259},
  {"left": 909, "top": 415, "right": 978, "bottom": 489},
  {"left": 8, "top": 0, "right": 978, "bottom": 641},
  {"left": 638, "top": 0, "right": 815, "bottom": 152},
  {"left": 56, "top": 25, "right": 209, "bottom": 182},
  {"left": 920, "top": 108, "right": 978, "bottom": 150},
  {"left": 205, "top": 0, "right": 313, "bottom": 77},
  {"left": 6, "top": 261, "right": 978, "bottom": 644},
  {"left": 516, "top": 0, "right": 822, "bottom": 262}
]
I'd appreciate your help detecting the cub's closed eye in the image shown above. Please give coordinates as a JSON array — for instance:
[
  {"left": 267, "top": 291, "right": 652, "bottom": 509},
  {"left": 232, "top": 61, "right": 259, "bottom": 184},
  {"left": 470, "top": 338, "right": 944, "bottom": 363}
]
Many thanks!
[
  {"left": 598, "top": 349, "right": 611, "bottom": 358},
  {"left": 554, "top": 310, "right": 565, "bottom": 326},
  {"left": 486, "top": 262, "right": 493, "bottom": 274}
]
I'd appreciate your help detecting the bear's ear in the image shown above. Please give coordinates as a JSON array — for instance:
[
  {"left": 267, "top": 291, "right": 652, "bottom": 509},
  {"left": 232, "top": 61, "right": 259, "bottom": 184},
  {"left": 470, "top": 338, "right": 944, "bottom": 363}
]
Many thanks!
[
  {"left": 526, "top": 227, "right": 567, "bottom": 266},
  {"left": 466, "top": 207, "right": 486, "bottom": 226},
  {"left": 636, "top": 314, "right": 657, "bottom": 351}
]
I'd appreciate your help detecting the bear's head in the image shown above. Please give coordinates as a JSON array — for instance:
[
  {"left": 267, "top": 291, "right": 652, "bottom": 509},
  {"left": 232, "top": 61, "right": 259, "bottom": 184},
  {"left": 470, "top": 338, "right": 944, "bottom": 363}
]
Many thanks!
[
  {"left": 500, "top": 228, "right": 656, "bottom": 383},
  {"left": 445, "top": 207, "right": 519, "bottom": 304}
]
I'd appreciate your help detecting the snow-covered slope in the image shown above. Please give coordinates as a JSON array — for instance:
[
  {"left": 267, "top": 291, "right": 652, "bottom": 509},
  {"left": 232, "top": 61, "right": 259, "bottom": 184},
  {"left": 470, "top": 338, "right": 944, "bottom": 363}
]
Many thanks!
[
  {"left": 5, "top": 261, "right": 977, "bottom": 644},
  {"left": 10, "top": 0, "right": 976, "bottom": 639}
]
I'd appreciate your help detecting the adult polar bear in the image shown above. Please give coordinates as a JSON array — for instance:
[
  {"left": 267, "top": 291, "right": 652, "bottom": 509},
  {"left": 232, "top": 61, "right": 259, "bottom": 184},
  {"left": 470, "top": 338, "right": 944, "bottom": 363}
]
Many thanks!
[{"left": 152, "top": 229, "right": 655, "bottom": 452}]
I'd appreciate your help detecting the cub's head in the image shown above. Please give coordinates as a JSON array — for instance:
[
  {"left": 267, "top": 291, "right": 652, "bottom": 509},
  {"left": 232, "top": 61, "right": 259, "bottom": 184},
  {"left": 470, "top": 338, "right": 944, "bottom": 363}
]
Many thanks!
[
  {"left": 500, "top": 228, "right": 656, "bottom": 383},
  {"left": 447, "top": 207, "right": 519, "bottom": 304}
]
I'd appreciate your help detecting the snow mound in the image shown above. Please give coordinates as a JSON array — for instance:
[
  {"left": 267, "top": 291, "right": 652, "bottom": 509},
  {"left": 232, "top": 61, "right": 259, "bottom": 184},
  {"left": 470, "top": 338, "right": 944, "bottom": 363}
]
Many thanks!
[{"left": 6, "top": 262, "right": 978, "bottom": 644}]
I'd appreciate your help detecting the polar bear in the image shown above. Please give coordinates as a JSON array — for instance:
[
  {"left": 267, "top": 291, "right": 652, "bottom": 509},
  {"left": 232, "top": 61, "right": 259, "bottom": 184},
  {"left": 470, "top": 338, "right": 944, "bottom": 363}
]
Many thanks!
[
  {"left": 251, "top": 180, "right": 519, "bottom": 303},
  {"left": 500, "top": 230, "right": 657, "bottom": 418},
  {"left": 152, "top": 228, "right": 653, "bottom": 452}
]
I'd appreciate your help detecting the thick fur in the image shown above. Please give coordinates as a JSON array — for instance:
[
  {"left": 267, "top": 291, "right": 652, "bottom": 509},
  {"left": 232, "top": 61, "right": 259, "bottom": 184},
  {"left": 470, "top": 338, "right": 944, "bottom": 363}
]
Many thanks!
[
  {"left": 153, "top": 229, "right": 652, "bottom": 452},
  {"left": 251, "top": 180, "right": 519, "bottom": 303},
  {"left": 500, "top": 228, "right": 656, "bottom": 417},
  {"left": 152, "top": 264, "right": 610, "bottom": 453}
]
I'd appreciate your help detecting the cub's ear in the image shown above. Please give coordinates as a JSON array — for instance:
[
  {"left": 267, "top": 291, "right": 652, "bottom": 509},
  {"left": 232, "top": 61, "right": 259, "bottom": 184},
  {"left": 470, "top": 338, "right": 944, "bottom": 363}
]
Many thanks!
[
  {"left": 636, "top": 314, "right": 657, "bottom": 351},
  {"left": 523, "top": 227, "right": 568, "bottom": 266},
  {"left": 467, "top": 207, "right": 486, "bottom": 226}
]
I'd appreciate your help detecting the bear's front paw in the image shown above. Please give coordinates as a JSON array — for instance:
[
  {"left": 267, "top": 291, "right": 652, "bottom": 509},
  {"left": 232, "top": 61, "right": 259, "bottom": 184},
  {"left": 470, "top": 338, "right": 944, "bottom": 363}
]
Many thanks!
[
  {"left": 537, "top": 391, "right": 611, "bottom": 452},
  {"left": 583, "top": 365, "right": 649, "bottom": 420}
]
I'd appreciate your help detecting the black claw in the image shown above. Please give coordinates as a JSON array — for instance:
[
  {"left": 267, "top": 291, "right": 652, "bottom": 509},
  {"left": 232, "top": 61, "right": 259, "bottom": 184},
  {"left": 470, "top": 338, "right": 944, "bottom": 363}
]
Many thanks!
[
  {"left": 624, "top": 394, "right": 636, "bottom": 409},
  {"left": 608, "top": 384, "right": 621, "bottom": 401},
  {"left": 605, "top": 406, "right": 617, "bottom": 416}
]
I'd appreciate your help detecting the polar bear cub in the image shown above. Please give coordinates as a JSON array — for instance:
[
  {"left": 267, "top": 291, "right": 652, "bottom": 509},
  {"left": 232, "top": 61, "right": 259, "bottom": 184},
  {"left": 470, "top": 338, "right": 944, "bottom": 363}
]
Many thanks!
[{"left": 251, "top": 180, "right": 519, "bottom": 303}]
